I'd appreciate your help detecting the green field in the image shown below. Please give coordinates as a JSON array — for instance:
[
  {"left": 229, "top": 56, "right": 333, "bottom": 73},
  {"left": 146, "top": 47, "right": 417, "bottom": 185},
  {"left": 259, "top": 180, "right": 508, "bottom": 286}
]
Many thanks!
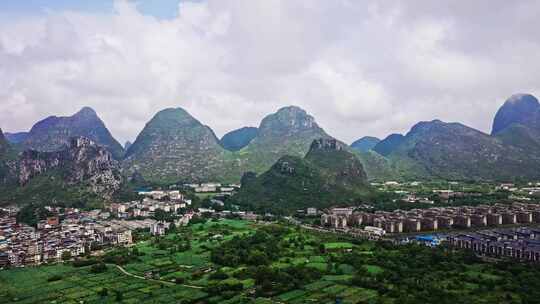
[{"left": 1, "top": 219, "right": 539, "bottom": 303}]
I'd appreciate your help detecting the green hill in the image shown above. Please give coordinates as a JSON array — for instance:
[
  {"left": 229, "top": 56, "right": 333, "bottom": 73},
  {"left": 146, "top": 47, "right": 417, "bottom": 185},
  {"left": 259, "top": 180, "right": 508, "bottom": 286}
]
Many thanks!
[
  {"left": 233, "top": 138, "right": 372, "bottom": 213},
  {"left": 123, "top": 106, "right": 336, "bottom": 184},
  {"left": 123, "top": 108, "right": 232, "bottom": 184}
]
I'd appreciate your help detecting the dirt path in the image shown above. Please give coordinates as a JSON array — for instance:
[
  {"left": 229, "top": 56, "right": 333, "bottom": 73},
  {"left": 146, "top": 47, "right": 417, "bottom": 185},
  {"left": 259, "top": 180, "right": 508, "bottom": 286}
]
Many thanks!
[{"left": 114, "top": 265, "right": 204, "bottom": 289}]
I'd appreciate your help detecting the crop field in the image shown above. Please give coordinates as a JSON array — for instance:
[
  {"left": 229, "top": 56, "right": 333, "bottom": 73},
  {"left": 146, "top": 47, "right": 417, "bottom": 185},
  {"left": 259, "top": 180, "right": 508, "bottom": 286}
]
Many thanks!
[
  {"left": 0, "top": 263, "right": 208, "bottom": 304},
  {"left": 1, "top": 219, "right": 539, "bottom": 303}
]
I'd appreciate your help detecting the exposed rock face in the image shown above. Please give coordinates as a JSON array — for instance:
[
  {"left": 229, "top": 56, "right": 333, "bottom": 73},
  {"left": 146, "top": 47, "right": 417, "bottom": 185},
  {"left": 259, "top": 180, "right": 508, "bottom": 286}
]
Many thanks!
[
  {"left": 0, "top": 129, "right": 18, "bottom": 185},
  {"left": 124, "top": 108, "right": 229, "bottom": 183},
  {"left": 19, "top": 137, "right": 121, "bottom": 198},
  {"left": 21, "top": 107, "right": 124, "bottom": 159},
  {"left": 0, "top": 129, "right": 10, "bottom": 157},
  {"left": 351, "top": 136, "right": 380, "bottom": 152},
  {"left": 492, "top": 94, "right": 540, "bottom": 135},
  {"left": 220, "top": 127, "right": 258, "bottom": 151},
  {"left": 310, "top": 138, "right": 345, "bottom": 151}
]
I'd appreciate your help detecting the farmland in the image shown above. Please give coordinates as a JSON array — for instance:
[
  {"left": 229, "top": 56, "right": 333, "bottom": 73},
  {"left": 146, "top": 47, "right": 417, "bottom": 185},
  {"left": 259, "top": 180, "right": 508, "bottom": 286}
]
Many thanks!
[{"left": 1, "top": 219, "right": 540, "bottom": 303}]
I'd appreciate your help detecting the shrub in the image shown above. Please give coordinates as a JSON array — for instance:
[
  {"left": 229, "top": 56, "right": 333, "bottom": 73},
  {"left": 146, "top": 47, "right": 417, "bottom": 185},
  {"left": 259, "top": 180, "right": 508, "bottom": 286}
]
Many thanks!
[
  {"left": 47, "top": 275, "right": 62, "bottom": 282},
  {"left": 209, "top": 271, "right": 229, "bottom": 280},
  {"left": 98, "top": 288, "right": 108, "bottom": 297},
  {"left": 90, "top": 262, "right": 107, "bottom": 273},
  {"left": 73, "top": 258, "right": 98, "bottom": 267}
]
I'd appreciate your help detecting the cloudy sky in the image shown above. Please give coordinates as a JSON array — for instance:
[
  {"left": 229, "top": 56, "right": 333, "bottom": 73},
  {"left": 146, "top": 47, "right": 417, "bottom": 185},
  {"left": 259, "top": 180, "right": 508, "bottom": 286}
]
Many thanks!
[{"left": 1, "top": 0, "right": 540, "bottom": 144}]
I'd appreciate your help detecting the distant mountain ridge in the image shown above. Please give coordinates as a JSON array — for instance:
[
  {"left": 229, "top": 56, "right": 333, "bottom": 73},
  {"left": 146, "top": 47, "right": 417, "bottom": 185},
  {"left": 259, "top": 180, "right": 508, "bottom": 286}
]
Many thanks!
[
  {"left": 4, "top": 132, "right": 29, "bottom": 144},
  {"left": 4, "top": 93, "right": 540, "bottom": 187},
  {"left": 351, "top": 136, "right": 380, "bottom": 152},
  {"left": 220, "top": 127, "right": 258, "bottom": 151},
  {"left": 372, "top": 118, "right": 540, "bottom": 181},
  {"left": 373, "top": 134, "right": 405, "bottom": 156},
  {"left": 21, "top": 107, "right": 124, "bottom": 159}
]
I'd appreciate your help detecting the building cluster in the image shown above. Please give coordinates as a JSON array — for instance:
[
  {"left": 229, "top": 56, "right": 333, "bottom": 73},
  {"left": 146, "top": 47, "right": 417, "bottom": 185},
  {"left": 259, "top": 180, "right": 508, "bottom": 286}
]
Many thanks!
[
  {"left": 321, "top": 203, "right": 540, "bottom": 233},
  {"left": 183, "top": 183, "right": 239, "bottom": 193},
  {"left": 111, "top": 190, "right": 191, "bottom": 219},
  {"left": 149, "top": 213, "right": 195, "bottom": 236},
  {"left": 448, "top": 227, "right": 540, "bottom": 262},
  {"left": 0, "top": 207, "right": 145, "bottom": 268}
]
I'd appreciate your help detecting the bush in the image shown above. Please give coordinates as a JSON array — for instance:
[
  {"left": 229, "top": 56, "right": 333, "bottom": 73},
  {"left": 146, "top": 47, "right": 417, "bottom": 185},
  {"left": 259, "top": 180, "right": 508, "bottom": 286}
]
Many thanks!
[
  {"left": 209, "top": 271, "right": 229, "bottom": 280},
  {"left": 98, "top": 288, "right": 108, "bottom": 297},
  {"left": 90, "top": 262, "right": 107, "bottom": 273},
  {"left": 73, "top": 258, "right": 98, "bottom": 267},
  {"left": 47, "top": 275, "right": 62, "bottom": 282}
]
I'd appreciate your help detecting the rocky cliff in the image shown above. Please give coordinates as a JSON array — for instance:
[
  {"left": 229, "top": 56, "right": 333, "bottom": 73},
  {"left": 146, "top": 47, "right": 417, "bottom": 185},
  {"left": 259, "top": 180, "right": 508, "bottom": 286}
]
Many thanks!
[
  {"left": 0, "top": 129, "right": 16, "bottom": 185},
  {"left": 18, "top": 137, "right": 122, "bottom": 198}
]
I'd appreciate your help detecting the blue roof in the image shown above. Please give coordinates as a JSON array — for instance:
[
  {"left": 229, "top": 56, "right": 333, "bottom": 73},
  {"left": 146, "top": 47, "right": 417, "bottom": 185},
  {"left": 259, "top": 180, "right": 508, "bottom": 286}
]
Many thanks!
[{"left": 415, "top": 235, "right": 438, "bottom": 242}]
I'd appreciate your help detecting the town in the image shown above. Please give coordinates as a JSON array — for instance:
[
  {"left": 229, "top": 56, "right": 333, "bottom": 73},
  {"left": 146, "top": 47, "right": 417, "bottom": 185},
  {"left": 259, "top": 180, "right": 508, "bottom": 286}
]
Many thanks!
[
  {"left": 4, "top": 180, "right": 540, "bottom": 270},
  {"left": 0, "top": 184, "right": 260, "bottom": 269}
]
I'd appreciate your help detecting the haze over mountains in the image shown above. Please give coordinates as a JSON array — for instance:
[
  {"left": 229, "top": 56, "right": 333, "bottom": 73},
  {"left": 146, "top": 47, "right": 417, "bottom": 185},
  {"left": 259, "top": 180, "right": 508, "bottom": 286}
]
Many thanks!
[{"left": 2, "top": 93, "right": 540, "bottom": 205}]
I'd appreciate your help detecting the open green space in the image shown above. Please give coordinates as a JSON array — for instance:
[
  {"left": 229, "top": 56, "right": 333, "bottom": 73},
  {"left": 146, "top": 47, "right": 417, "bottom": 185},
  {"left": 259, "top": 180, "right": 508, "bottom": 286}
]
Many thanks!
[{"left": 1, "top": 218, "right": 540, "bottom": 303}]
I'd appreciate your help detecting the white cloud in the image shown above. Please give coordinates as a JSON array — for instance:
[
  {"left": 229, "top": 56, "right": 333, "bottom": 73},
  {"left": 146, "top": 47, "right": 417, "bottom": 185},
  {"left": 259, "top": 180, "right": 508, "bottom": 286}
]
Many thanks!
[{"left": 1, "top": 0, "right": 540, "bottom": 144}]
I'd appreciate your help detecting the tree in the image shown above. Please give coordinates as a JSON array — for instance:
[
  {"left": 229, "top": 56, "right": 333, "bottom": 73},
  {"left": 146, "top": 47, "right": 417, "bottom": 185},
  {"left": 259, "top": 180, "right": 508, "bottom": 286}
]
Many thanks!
[
  {"left": 319, "top": 243, "right": 326, "bottom": 254},
  {"left": 114, "top": 290, "right": 123, "bottom": 302},
  {"left": 61, "top": 251, "right": 72, "bottom": 262},
  {"left": 98, "top": 288, "right": 108, "bottom": 297},
  {"left": 90, "top": 262, "right": 107, "bottom": 273}
]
